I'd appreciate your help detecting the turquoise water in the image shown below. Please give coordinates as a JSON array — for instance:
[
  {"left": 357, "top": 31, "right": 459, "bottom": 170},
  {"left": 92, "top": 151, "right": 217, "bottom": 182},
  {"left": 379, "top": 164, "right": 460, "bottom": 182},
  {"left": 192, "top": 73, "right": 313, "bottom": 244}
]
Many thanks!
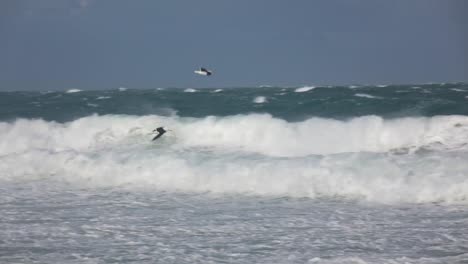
[{"left": 2, "top": 83, "right": 468, "bottom": 122}]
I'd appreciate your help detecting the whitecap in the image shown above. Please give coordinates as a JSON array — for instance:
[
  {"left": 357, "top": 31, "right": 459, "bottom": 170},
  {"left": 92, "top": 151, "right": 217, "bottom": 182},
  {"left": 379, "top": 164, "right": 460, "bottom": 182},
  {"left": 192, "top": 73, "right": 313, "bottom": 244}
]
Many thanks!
[
  {"left": 253, "top": 96, "right": 267, "bottom": 103},
  {"left": 294, "top": 86, "right": 315, "bottom": 93},
  {"left": 354, "top": 93, "right": 381, "bottom": 99},
  {"left": 451, "top": 88, "right": 465, "bottom": 92},
  {"left": 66, "top": 89, "right": 82, "bottom": 93},
  {"left": 184, "top": 88, "right": 197, "bottom": 93}
]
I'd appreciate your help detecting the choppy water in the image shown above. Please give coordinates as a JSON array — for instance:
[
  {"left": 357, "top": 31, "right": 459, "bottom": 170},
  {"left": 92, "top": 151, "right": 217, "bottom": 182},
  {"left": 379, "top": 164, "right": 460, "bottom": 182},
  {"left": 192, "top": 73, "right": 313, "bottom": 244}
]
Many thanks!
[
  {"left": 1, "top": 83, "right": 468, "bottom": 263},
  {"left": 2, "top": 83, "right": 468, "bottom": 122}
]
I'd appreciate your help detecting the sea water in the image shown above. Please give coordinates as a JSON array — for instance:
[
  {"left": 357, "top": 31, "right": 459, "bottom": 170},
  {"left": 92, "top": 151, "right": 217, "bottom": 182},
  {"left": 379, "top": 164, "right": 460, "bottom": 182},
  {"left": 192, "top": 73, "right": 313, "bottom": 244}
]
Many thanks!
[{"left": 1, "top": 83, "right": 468, "bottom": 263}]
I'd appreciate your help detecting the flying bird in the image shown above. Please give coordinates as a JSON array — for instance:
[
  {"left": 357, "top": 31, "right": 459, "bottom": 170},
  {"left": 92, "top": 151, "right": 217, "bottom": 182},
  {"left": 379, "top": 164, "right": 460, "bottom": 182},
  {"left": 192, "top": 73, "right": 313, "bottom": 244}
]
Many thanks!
[
  {"left": 152, "top": 127, "right": 167, "bottom": 141},
  {"left": 194, "top": 67, "right": 213, "bottom": 76}
]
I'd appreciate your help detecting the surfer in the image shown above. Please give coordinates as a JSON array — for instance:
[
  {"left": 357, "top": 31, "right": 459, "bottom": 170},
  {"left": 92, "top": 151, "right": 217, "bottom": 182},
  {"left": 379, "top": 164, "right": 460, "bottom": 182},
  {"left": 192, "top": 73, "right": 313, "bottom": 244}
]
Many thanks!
[
  {"left": 151, "top": 127, "right": 167, "bottom": 141},
  {"left": 194, "top": 67, "right": 212, "bottom": 76}
]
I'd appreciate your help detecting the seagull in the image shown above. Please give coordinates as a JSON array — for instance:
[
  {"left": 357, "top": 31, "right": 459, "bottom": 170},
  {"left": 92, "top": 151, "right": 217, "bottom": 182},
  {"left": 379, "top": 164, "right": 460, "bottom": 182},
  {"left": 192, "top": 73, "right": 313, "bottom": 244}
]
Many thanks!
[{"left": 194, "top": 67, "right": 212, "bottom": 76}]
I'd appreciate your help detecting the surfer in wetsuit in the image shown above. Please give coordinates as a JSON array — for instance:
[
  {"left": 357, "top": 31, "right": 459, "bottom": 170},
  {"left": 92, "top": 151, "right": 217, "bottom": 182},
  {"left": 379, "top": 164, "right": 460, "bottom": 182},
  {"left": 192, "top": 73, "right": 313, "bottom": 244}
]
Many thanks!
[{"left": 152, "top": 127, "right": 167, "bottom": 141}]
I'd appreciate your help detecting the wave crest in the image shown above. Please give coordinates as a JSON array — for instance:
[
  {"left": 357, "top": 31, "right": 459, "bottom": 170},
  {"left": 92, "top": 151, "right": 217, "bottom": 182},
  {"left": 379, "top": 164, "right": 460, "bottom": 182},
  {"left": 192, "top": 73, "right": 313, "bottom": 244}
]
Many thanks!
[{"left": 1, "top": 114, "right": 468, "bottom": 203}]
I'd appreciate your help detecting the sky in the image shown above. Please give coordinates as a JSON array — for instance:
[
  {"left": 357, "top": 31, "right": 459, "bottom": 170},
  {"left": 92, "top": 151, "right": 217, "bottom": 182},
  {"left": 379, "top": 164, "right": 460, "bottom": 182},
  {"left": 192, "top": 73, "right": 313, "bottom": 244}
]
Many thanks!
[{"left": 0, "top": 0, "right": 467, "bottom": 90}]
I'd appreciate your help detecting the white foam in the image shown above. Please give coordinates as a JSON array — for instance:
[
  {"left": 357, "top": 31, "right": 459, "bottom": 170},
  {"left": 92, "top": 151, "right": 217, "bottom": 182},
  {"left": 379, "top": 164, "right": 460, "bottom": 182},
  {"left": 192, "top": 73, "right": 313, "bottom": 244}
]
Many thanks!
[
  {"left": 177, "top": 114, "right": 468, "bottom": 156},
  {"left": 66, "top": 89, "right": 82, "bottom": 93},
  {"left": 96, "top": 96, "right": 111, "bottom": 100},
  {"left": 3, "top": 114, "right": 468, "bottom": 157},
  {"left": 309, "top": 257, "right": 371, "bottom": 264},
  {"left": 451, "top": 88, "right": 465, "bottom": 92},
  {"left": 212, "top": 89, "right": 223, "bottom": 93},
  {"left": 295, "top": 86, "right": 315, "bottom": 93},
  {"left": 184, "top": 88, "right": 197, "bottom": 93},
  {"left": 2, "top": 114, "right": 468, "bottom": 204},
  {"left": 354, "top": 93, "right": 381, "bottom": 99},
  {"left": 253, "top": 96, "right": 267, "bottom": 103},
  {"left": 118, "top": 87, "right": 128, "bottom": 91}
]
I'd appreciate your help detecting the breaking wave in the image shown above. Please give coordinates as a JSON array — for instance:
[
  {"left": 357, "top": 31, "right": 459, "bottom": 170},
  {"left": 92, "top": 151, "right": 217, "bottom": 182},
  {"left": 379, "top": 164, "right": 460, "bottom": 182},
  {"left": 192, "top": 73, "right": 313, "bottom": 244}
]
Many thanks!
[{"left": 1, "top": 114, "right": 468, "bottom": 204}]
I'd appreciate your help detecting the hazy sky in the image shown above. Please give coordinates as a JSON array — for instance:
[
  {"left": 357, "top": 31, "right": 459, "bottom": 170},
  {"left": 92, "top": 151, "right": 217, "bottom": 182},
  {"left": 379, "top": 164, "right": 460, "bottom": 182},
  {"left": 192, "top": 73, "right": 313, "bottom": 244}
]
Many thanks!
[{"left": 1, "top": 0, "right": 467, "bottom": 90}]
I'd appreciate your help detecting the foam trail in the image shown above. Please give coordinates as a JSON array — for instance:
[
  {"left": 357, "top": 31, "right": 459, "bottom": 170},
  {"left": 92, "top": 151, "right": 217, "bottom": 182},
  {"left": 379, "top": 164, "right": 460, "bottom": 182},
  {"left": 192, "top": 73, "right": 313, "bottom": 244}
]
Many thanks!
[{"left": 1, "top": 139, "right": 467, "bottom": 204}]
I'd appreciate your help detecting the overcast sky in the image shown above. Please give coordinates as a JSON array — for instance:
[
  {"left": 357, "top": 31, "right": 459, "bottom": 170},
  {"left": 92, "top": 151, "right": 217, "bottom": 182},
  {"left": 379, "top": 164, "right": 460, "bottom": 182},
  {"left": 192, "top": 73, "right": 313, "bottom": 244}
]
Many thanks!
[{"left": 1, "top": 0, "right": 467, "bottom": 90}]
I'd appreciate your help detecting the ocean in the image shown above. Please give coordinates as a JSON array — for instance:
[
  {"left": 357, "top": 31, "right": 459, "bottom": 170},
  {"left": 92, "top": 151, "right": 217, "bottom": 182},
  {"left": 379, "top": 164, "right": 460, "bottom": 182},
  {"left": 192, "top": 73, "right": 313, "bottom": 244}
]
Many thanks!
[{"left": 1, "top": 83, "right": 468, "bottom": 263}]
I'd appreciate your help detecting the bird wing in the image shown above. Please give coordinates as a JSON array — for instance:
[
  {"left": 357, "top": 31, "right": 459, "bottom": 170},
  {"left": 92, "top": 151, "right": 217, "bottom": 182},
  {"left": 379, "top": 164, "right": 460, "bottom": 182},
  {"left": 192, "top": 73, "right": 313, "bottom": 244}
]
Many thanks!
[{"left": 152, "top": 133, "right": 164, "bottom": 141}]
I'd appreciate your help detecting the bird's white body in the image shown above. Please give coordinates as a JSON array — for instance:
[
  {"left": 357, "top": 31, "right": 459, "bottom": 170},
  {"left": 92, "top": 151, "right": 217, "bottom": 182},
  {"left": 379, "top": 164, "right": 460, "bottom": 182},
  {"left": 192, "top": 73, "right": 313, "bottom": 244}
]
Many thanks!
[
  {"left": 194, "top": 67, "right": 212, "bottom": 76},
  {"left": 194, "top": 70, "right": 209, "bottom": 76}
]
